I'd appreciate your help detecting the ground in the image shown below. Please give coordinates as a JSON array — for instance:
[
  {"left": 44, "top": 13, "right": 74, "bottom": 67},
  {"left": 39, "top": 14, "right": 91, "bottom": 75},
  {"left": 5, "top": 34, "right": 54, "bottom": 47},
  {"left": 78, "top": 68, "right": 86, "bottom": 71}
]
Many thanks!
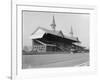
[{"left": 22, "top": 52, "right": 89, "bottom": 69}]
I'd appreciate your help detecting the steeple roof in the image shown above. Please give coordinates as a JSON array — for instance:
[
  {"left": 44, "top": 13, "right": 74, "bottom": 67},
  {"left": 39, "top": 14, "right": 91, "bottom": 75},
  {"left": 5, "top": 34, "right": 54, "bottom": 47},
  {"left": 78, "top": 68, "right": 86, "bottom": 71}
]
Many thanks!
[
  {"left": 69, "top": 26, "right": 74, "bottom": 37},
  {"left": 50, "top": 16, "right": 56, "bottom": 31}
]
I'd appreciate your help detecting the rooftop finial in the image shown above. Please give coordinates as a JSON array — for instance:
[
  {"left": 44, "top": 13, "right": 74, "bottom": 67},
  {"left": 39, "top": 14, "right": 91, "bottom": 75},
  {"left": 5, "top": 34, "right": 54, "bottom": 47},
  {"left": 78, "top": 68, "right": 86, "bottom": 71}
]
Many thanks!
[
  {"left": 50, "top": 16, "right": 56, "bottom": 31},
  {"left": 70, "top": 26, "right": 73, "bottom": 37}
]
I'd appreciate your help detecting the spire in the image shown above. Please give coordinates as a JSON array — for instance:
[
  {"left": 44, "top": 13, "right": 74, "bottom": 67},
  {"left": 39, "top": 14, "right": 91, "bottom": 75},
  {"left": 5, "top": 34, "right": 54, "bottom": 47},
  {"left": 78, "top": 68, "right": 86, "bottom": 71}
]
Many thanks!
[
  {"left": 50, "top": 16, "right": 56, "bottom": 31},
  {"left": 70, "top": 26, "right": 74, "bottom": 37}
]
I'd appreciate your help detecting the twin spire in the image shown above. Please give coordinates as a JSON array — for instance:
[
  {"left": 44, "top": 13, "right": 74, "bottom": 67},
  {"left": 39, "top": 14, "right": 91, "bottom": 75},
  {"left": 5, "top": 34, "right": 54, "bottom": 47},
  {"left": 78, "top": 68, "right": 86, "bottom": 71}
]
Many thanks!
[
  {"left": 70, "top": 26, "right": 74, "bottom": 37},
  {"left": 50, "top": 16, "right": 74, "bottom": 37},
  {"left": 50, "top": 16, "right": 56, "bottom": 31}
]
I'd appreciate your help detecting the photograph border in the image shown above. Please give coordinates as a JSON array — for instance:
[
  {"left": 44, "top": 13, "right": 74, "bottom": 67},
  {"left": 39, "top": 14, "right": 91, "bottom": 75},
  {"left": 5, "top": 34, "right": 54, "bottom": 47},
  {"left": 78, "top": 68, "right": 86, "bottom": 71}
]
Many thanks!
[{"left": 11, "top": 1, "right": 97, "bottom": 80}]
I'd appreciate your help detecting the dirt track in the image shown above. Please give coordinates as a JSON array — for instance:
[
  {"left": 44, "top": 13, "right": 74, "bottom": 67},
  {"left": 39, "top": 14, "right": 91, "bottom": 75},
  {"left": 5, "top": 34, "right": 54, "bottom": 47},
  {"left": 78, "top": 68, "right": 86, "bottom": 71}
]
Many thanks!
[{"left": 22, "top": 53, "right": 89, "bottom": 69}]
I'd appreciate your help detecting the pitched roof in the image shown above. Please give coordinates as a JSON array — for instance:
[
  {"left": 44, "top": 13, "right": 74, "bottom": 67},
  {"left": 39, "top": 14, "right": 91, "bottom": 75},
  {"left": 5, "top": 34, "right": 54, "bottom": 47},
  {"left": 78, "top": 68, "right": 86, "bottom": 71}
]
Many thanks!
[{"left": 30, "top": 27, "right": 79, "bottom": 42}]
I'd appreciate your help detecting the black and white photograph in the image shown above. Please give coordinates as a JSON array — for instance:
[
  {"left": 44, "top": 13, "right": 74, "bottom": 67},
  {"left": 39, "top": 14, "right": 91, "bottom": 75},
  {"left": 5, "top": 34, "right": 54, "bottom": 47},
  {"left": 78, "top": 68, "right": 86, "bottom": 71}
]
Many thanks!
[
  {"left": 22, "top": 10, "right": 90, "bottom": 69},
  {"left": 10, "top": 1, "right": 98, "bottom": 79}
]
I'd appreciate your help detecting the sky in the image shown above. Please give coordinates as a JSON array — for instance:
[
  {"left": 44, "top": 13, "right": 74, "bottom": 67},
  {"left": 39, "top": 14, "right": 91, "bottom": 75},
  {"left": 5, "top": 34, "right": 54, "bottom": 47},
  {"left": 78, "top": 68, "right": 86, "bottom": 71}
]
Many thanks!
[{"left": 23, "top": 11, "right": 90, "bottom": 48}]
